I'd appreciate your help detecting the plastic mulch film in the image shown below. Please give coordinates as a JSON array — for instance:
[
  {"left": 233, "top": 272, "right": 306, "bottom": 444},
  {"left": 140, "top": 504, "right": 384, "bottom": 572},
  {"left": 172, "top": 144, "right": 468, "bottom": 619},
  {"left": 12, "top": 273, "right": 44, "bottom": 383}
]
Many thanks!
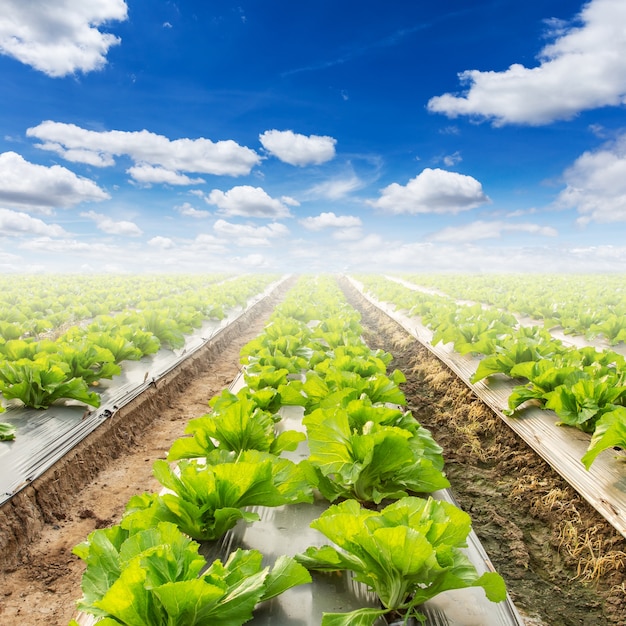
[
  {"left": 0, "top": 279, "right": 284, "bottom": 505},
  {"left": 349, "top": 276, "right": 626, "bottom": 539}
]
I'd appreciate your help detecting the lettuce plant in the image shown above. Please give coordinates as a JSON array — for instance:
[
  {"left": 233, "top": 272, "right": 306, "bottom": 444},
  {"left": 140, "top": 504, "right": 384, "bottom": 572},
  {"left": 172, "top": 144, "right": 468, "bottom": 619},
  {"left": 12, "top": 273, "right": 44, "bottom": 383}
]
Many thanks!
[
  {"left": 70, "top": 521, "right": 311, "bottom": 626},
  {"left": 167, "top": 392, "right": 304, "bottom": 460},
  {"left": 296, "top": 497, "right": 506, "bottom": 625},
  {"left": 0, "top": 357, "right": 100, "bottom": 409},
  {"left": 43, "top": 343, "right": 121, "bottom": 385},
  {"left": 0, "top": 411, "right": 16, "bottom": 441},
  {"left": 303, "top": 406, "right": 449, "bottom": 504},
  {"left": 292, "top": 367, "right": 406, "bottom": 413},
  {"left": 544, "top": 376, "right": 626, "bottom": 432},
  {"left": 122, "top": 454, "right": 313, "bottom": 540},
  {"left": 581, "top": 406, "right": 626, "bottom": 469}
]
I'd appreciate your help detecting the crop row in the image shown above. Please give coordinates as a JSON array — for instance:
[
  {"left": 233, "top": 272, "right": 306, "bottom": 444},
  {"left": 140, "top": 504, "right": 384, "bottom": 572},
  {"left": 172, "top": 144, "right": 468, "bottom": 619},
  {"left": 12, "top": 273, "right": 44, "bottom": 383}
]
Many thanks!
[
  {"left": 70, "top": 275, "right": 508, "bottom": 626},
  {"left": 354, "top": 275, "right": 626, "bottom": 471},
  {"left": 398, "top": 273, "right": 626, "bottom": 345},
  {"left": 0, "top": 275, "right": 278, "bottom": 440},
  {"left": 0, "top": 274, "right": 231, "bottom": 340}
]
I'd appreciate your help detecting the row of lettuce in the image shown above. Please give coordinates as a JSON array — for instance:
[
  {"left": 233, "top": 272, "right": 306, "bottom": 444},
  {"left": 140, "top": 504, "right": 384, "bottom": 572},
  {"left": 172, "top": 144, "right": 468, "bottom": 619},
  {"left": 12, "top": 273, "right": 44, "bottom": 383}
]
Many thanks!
[
  {"left": 0, "top": 274, "right": 232, "bottom": 341},
  {"left": 0, "top": 275, "right": 278, "bottom": 441},
  {"left": 398, "top": 273, "right": 626, "bottom": 346},
  {"left": 354, "top": 275, "right": 626, "bottom": 470},
  {"left": 69, "top": 276, "right": 507, "bottom": 626}
]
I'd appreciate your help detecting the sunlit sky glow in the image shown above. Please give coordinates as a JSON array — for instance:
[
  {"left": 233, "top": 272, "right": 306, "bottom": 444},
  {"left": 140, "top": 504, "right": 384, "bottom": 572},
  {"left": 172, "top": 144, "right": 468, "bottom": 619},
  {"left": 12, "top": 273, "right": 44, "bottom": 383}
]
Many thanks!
[{"left": 2, "top": 0, "right": 626, "bottom": 274}]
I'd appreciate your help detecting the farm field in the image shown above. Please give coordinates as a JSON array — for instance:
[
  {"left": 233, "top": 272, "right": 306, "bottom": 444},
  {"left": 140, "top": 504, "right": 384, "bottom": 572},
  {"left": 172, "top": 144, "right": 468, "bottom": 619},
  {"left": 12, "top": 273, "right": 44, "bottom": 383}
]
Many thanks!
[{"left": 0, "top": 274, "right": 625, "bottom": 625}]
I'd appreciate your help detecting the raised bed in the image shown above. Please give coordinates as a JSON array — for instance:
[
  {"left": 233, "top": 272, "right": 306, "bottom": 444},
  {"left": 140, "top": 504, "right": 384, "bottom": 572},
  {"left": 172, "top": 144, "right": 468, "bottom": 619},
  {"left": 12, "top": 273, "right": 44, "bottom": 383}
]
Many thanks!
[{"left": 348, "top": 276, "right": 626, "bottom": 539}]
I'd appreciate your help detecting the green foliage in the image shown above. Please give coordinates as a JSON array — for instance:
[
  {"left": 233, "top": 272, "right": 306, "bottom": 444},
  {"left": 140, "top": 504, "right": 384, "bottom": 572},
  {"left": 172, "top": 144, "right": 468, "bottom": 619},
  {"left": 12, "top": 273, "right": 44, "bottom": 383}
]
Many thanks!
[
  {"left": 72, "top": 521, "right": 310, "bottom": 626},
  {"left": 0, "top": 421, "right": 16, "bottom": 441},
  {"left": 167, "top": 391, "right": 304, "bottom": 460},
  {"left": 303, "top": 406, "right": 448, "bottom": 504},
  {"left": 86, "top": 332, "right": 143, "bottom": 363},
  {"left": 293, "top": 367, "right": 406, "bottom": 413},
  {"left": 122, "top": 455, "right": 313, "bottom": 541},
  {"left": 295, "top": 497, "right": 506, "bottom": 625},
  {"left": 544, "top": 376, "right": 626, "bottom": 432},
  {"left": 139, "top": 310, "right": 186, "bottom": 350},
  {"left": 582, "top": 407, "right": 626, "bottom": 469},
  {"left": 0, "top": 357, "right": 100, "bottom": 409}
]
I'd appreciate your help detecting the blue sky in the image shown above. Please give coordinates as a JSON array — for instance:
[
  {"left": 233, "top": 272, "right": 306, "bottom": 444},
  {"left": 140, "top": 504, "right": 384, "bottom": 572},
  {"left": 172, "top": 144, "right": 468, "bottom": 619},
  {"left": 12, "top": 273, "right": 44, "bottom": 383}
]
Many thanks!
[{"left": 1, "top": 0, "right": 626, "bottom": 274}]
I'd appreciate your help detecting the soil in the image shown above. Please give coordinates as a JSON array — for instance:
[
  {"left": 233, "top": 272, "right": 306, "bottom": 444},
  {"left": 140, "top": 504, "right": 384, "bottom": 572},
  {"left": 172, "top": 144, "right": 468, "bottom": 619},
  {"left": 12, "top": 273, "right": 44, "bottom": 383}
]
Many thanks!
[
  {"left": 340, "top": 278, "right": 626, "bottom": 626},
  {"left": 0, "top": 276, "right": 625, "bottom": 626}
]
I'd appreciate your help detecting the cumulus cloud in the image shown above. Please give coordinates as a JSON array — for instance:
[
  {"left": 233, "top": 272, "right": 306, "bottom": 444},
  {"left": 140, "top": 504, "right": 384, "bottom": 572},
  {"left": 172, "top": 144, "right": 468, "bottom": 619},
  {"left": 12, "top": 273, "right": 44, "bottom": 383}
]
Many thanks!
[
  {"left": 206, "top": 185, "right": 292, "bottom": 218},
  {"left": 213, "top": 218, "right": 288, "bottom": 247},
  {"left": 428, "top": 0, "right": 626, "bottom": 125},
  {"left": 281, "top": 195, "right": 300, "bottom": 206},
  {"left": 127, "top": 165, "right": 205, "bottom": 186},
  {"left": 80, "top": 210, "right": 142, "bottom": 236},
  {"left": 176, "top": 202, "right": 210, "bottom": 218},
  {"left": 0, "top": 207, "right": 68, "bottom": 237},
  {"left": 27, "top": 121, "right": 261, "bottom": 180},
  {"left": 148, "top": 236, "right": 175, "bottom": 249},
  {"left": 367, "top": 168, "right": 490, "bottom": 215},
  {"left": 0, "top": 151, "right": 109, "bottom": 213},
  {"left": 192, "top": 233, "right": 228, "bottom": 253},
  {"left": 429, "top": 220, "right": 558, "bottom": 243},
  {"left": 555, "top": 132, "right": 626, "bottom": 224},
  {"left": 259, "top": 129, "right": 336, "bottom": 166},
  {"left": 300, "top": 212, "right": 362, "bottom": 231},
  {"left": 0, "top": 0, "right": 128, "bottom": 77}
]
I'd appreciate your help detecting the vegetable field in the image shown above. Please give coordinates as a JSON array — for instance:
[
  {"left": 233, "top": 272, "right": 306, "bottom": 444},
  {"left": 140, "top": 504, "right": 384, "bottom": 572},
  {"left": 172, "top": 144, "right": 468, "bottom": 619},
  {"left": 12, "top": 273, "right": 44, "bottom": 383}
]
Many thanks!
[{"left": 0, "top": 274, "right": 625, "bottom": 625}]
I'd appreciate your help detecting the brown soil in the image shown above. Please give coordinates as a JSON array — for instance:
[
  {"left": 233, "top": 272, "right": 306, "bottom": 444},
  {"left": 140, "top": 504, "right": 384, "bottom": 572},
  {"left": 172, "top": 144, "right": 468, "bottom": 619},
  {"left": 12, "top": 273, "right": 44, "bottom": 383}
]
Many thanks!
[
  {"left": 1, "top": 276, "right": 625, "bottom": 626},
  {"left": 0, "top": 282, "right": 291, "bottom": 626},
  {"left": 339, "top": 278, "right": 626, "bottom": 626}
]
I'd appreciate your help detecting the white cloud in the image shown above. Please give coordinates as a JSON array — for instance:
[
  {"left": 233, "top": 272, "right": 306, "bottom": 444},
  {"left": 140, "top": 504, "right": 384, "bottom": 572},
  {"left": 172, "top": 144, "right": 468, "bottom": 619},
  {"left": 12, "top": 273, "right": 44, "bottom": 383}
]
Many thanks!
[
  {"left": 27, "top": 121, "right": 261, "bottom": 179},
  {"left": 429, "top": 220, "right": 558, "bottom": 243},
  {"left": 555, "top": 132, "right": 626, "bottom": 224},
  {"left": 0, "top": 0, "right": 128, "bottom": 77},
  {"left": 308, "top": 174, "right": 364, "bottom": 199},
  {"left": 127, "top": 164, "right": 205, "bottom": 186},
  {"left": 300, "top": 212, "right": 362, "bottom": 231},
  {"left": 148, "top": 236, "right": 175, "bottom": 249},
  {"left": 0, "top": 207, "right": 68, "bottom": 237},
  {"left": 428, "top": 0, "right": 626, "bottom": 125},
  {"left": 206, "top": 186, "right": 292, "bottom": 218},
  {"left": 19, "top": 236, "right": 113, "bottom": 254},
  {"left": 176, "top": 202, "right": 210, "bottom": 218},
  {"left": 281, "top": 195, "right": 300, "bottom": 207},
  {"left": 213, "top": 219, "right": 288, "bottom": 247},
  {"left": 81, "top": 210, "right": 142, "bottom": 236},
  {"left": 332, "top": 227, "right": 364, "bottom": 241},
  {"left": 442, "top": 152, "right": 462, "bottom": 167},
  {"left": 259, "top": 129, "right": 336, "bottom": 166},
  {"left": 367, "top": 168, "right": 490, "bottom": 215},
  {"left": 0, "top": 151, "right": 109, "bottom": 213},
  {"left": 239, "top": 254, "right": 268, "bottom": 268},
  {"left": 192, "top": 233, "right": 228, "bottom": 253}
]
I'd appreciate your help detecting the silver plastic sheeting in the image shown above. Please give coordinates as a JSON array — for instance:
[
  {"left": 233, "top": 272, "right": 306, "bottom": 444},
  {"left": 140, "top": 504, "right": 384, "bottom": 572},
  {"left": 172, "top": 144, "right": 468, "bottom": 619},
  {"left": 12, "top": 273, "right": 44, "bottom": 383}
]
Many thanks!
[
  {"left": 350, "top": 276, "right": 626, "bottom": 539},
  {"left": 75, "top": 401, "right": 525, "bottom": 626},
  {"left": 232, "top": 404, "right": 525, "bottom": 626},
  {"left": 0, "top": 279, "right": 284, "bottom": 505}
]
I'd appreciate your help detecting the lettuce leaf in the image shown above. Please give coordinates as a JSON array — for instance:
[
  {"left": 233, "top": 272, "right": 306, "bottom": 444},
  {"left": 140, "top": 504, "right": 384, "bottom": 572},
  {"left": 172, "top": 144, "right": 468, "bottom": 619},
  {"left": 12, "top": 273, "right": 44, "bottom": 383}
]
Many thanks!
[
  {"left": 73, "top": 521, "right": 311, "bottom": 626},
  {"left": 303, "top": 407, "right": 448, "bottom": 503},
  {"left": 296, "top": 497, "right": 506, "bottom": 624},
  {"left": 122, "top": 456, "right": 313, "bottom": 540},
  {"left": 168, "top": 393, "right": 304, "bottom": 461},
  {"left": 581, "top": 406, "right": 626, "bottom": 469}
]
